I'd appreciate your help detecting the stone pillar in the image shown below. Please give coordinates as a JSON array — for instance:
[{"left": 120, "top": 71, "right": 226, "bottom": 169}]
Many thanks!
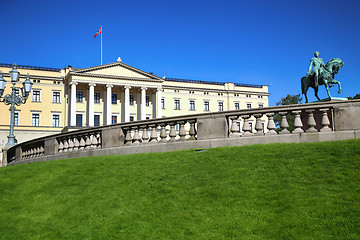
[
  {"left": 156, "top": 87, "right": 162, "bottom": 118},
  {"left": 124, "top": 85, "right": 131, "bottom": 122},
  {"left": 88, "top": 83, "right": 96, "bottom": 127},
  {"left": 141, "top": 87, "right": 147, "bottom": 120},
  {"left": 69, "top": 81, "right": 78, "bottom": 126},
  {"left": 105, "top": 84, "right": 113, "bottom": 125}
]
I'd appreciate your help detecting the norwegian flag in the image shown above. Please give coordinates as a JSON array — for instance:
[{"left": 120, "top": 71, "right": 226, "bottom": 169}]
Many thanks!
[{"left": 93, "top": 26, "right": 102, "bottom": 39}]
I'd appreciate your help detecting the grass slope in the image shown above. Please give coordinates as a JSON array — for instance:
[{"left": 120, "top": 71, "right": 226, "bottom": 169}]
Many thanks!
[{"left": 1, "top": 139, "right": 360, "bottom": 239}]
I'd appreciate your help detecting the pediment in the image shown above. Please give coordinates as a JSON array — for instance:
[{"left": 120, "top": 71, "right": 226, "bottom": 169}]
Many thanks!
[{"left": 72, "top": 62, "right": 163, "bottom": 81}]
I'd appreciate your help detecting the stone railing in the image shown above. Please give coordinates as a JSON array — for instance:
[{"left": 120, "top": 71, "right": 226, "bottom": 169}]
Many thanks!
[{"left": 3, "top": 100, "right": 360, "bottom": 166}]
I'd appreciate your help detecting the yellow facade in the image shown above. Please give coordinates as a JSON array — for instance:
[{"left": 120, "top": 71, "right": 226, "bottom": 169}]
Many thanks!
[{"left": 0, "top": 60, "right": 269, "bottom": 153}]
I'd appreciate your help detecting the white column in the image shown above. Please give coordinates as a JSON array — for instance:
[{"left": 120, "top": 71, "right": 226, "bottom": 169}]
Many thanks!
[
  {"left": 69, "top": 81, "right": 77, "bottom": 126},
  {"left": 124, "top": 85, "right": 131, "bottom": 122},
  {"left": 88, "top": 83, "right": 96, "bottom": 127},
  {"left": 141, "top": 87, "right": 147, "bottom": 120},
  {"left": 105, "top": 84, "right": 113, "bottom": 125},
  {"left": 156, "top": 87, "right": 162, "bottom": 118}
]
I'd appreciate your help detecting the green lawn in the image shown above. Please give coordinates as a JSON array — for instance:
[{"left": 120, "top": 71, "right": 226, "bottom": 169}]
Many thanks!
[{"left": 1, "top": 139, "right": 360, "bottom": 239}]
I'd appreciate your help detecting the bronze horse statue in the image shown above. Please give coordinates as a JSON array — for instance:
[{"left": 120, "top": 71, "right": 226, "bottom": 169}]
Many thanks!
[{"left": 301, "top": 58, "right": 344, "bottom": 103}]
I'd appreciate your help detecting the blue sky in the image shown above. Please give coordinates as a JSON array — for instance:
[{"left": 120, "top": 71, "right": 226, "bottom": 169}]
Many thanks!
[{"left": 1, "top": 0, "right": 360, "bottom": 106}]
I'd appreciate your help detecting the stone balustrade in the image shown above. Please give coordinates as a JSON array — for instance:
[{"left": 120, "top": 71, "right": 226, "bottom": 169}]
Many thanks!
[{"left": 3, "top": 99, "right": 360, "bottom": 166}]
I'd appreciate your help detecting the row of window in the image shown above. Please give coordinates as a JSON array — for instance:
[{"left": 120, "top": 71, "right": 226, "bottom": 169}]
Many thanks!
[
  {"left": 31, "top": 90, "right": 61, "bottom": 103},
  {"left": 169, "top": 99, "right": 264, "bottom": 111},
  {"left": 13, "top": 113, "right": 61, "bottom": 127},
  {"left": 76, "top": 91, "right": 151, "bottom": 106}
]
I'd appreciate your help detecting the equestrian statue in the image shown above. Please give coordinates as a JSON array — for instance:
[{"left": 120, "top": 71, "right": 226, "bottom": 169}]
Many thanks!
[{"left": 301, "top": 51, "right": 344, "bottom": 103}]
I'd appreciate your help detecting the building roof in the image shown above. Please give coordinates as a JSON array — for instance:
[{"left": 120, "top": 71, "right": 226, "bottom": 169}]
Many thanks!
[
  {"left": 0, "top": 63, "right": 61, "bottom": 72},
  {"left": 165, "top": 78, "right": 266, "bottom": 88}
]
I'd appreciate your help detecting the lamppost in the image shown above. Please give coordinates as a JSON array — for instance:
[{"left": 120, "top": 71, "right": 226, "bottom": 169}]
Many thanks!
[{"left": 0, "top": 64, "right": 33, "bottom": 146}]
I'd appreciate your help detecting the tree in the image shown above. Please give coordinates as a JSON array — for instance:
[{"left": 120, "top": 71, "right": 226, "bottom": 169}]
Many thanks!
[
  {"left": 274, "top": 94, "right": 303, "bottom": 132},
  {"left": 348, "top": 94, "right": 360, "bottom": 100}
]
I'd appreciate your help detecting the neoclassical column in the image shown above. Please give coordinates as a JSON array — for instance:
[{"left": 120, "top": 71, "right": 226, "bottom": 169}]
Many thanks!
[
  {"left": 156, "top": 87, "right": 162, "bottom": 118},
  {"left": 124, "top": 85, "right": 131, "bottom": 122},
  {"left": 88, "top": 83, "right": 96, "bottom": 127},
  {"left": 141, "top": 87, "right": 147, "bottom": 120},
  {"left": 69, "top": 81, "right": 78, "bottom": 126},
  {"left": 105, "top": 84, "right": 113, "bottom": 125}
]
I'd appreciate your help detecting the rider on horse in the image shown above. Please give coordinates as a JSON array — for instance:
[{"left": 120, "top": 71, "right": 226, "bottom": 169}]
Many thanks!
[{"left": 307, "top": 51, "right": 325, "bottom": 88}]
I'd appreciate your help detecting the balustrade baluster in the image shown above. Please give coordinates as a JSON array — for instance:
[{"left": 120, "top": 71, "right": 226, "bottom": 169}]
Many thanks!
[
  {"left": 229, "top": 116, "right": 240, "bottom": 138},
  {"left": 91, "top": 133, "right": 98, "bottom": 148},
  {"left": 58, "top": 140, "right": 63, "bottom": 153},
  {"left": 149, "top": 125, "right": 158, "bottom": 143},
  {"left": 63, "top": 139, "right": 69, "bottom": 152},
  {"left": 292, "top": 110, "right": 304, "bottom": 133},
  {"left": 79, "top": 136, "right": 86, "bottom": 150},
  {"left": 85, "top": 135, "right": 92, "bottom": 149},
  {"left": 306, "top": 109, "right": 317, "bottom": 133},
  {"left": 141, "top": 126, "right": 149, "bottom": 143},
  {"left": 179, "top": 122, "right": 186, "bottom": 141},
  {"left": 254, "top": 114, "right": 264, "bottom": 136},
  {"left": 159, "top": 124, "right": 167, "bottom": 142},
  {"left": 320, "top": 108, "right": 332, "bottom": 132},
  {"left": 241, "top": 115, "right": 252, "bottom": 137},
  {"left": 124, "top": 128, "right": 133, "bottom": 145},
  {"left": 169, "top": 123, "right": 177, "bottom": 141},
  {"left": 132, "top": 128, "right": 141, "bottom": 144},
  {"left": 40, "top": 146, "right": 44, "bottom": 156},
  {"left": 265, "top": 113, "right": 277, "bottom": 135},
  {"left": 188, "top": 120, "right": 197, "bottom": 140},
  {"left": 73, "top": 137, "right": 80, "bottom": 151},
  {"left": 96, "top": 133, "right": 102, "bottom": 148},
  {"left": 279, "top": 111, "right": 290, "bottom": 134},
  {"left": 68, "top": 138, "right": 74, "bottom": 152}
]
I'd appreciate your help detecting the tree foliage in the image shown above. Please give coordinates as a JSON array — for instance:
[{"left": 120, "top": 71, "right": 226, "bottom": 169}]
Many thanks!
[
  {"left": 348, "top": 94, "right": 360, "bottom": 100},
  {"left": 274, "top": 94, "right": 303, "bottom": 132}
]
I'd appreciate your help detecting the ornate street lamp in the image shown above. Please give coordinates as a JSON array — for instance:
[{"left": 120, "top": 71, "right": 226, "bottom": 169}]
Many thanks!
[{"left": 0, "top": 64, "right": 33, "bottom": 146}]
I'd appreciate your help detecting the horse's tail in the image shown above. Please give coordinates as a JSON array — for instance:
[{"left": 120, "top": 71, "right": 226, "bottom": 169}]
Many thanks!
[{"left": 301, "top": 76, "right": 307, "bottom": 94}]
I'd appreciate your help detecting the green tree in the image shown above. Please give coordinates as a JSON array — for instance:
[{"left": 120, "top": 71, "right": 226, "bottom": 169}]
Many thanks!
[
  {"left": 274, "top": 94, "right": 303, "bottom": 132},
  {"left": 348, "top": 94, "right": 360, "bottom": 100}
]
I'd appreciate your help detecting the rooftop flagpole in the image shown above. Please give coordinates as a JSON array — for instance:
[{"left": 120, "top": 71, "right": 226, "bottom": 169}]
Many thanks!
[
  {"left": 93, "top": 26, "right": 103, "bottom": 65},
  {"left": 101, "top": 25, "right": 103, "bottom": 65}
]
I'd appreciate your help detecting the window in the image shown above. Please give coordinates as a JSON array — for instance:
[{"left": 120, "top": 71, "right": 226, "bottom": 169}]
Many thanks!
[
  {"left": 76, "top": 91, "right": 83, "bottom": 103},
  {"left": 161, "top": 98, "right": 165, "bottom": 109},
  {"left": 259, "top": 104, "right": 264, "bottom": 108},
  {"left": 32, "top": 90, "right": 41, "bottom": 102},
  {"left": 112, "top": 94, "right": 117, "bottom": 104},
  {"left": 249, "top": 122, "right": 253, "bottom": 133},
  {"left": 130, "top": 116, "right": 134, "bottom": 122},
  {"left": 94, "top": 115, "right": 100, "bottom": 126},
  {"left": 234, "top": 102, "right": 240, "bottom": 110},
  {"left": 146, "top": 95, "right": 150, "bottom": 106},
  {"left": 94, "top": 92, "right": 101, "bottom": 103},
  {"left": 218, "top": 102, "right": 224, "bottom": 112},
  {"left": 204, "top": 101, "right": 209, "bottom": 111},
  {"left": 189, "top": 100, "right": 195, "bottom": 111},
  {"left": 32, "top": 113, "right": 40, "bottom": 126},
  {"left": 76, "top": 114, "right": 82, "bottom": 127},
  {"left": 174, "top": 99, "right": 180, "bottom": 110},
  {"left": 175, "top": 124, "right": 180, "bottom": 131},
  {"left": 112, "top": 116, "right": 117, "bottom": 124},
  {"left": 52, "top": 114, "right": 60, "bottom": 127},
  {"left": 247, "top": 103, "right": 252, "bottom": 109},
  {"left": 14, "top": 113, "right": 19, "bottom": 126},
  {"left": 130, "top": 94, "right": 134, "bottom": 105},
  {"left": 53, "top": 91, "right": 61, "bottom": 103}
]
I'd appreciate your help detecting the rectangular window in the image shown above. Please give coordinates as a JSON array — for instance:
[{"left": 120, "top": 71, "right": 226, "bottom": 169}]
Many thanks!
[
  {"left": 76, "top": 91, "right": 83, "bottom": 103},
  {"left": 94, "top": 115, "right": 100, "bottom": 126},
  {"left": 218, "top": 102, "right": 224, "bottom": 112},
  {"left": 130, "top": 94, "right": 134, "bottom": 105},
  {"left": 111, "top": 115, "right": 117, "bottom": 124},
  {"left": 32, "top": 113, "right": 40, "bottom": 126},
  {"left": 175, "top": 124, "right": 180, "bottom": 131},
  {"left": 52, "top": 91, "right": 61, "bottom": 103},
  {"left": 112, "top": 94, "right": 117, "bottom": 104},
  {"left": 14, "top": 113, "right": 19, "bottom": 126},
  {"left": 258, "top": 104, "right": 264, "bottom": 108},
  {"left": 146, "top": 95, "right": 150, "bottom": 106},
  {"left": 234, "top": 102, "right": 240, "bottom": 110},
  {"left": 247, "top": 103, "right": 252, "bottom": 109},
  {"left": 161, "top": 98, "right": 165, "bottom": 109},
  {"left": 204, "top": 101, "right": 209, "bottom": 111},
  {"left": 94, "top": 92, "right": 101, "bottom": 103},
  {"left": 189, "top": 100, "right": 196, "bottom": 111},
  {"left": 76, "top": 114, "right": 82, "bottom": 127},
  {"left": 32, "top": 90, "right": 41, "bottom": 102},
  {"left": 174, "top": 99, "right": 180, "bottom": 110},
  {"left": 52, "top": 114, "right": 60, "bottom": 127},
  {"left": 130, "top": 116, "right": 134, "bottom": 122}
]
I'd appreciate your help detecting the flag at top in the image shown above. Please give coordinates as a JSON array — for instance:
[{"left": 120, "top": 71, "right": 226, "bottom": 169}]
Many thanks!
[{"left": 93, "top": 26, "right": 102, "bottom": 39}]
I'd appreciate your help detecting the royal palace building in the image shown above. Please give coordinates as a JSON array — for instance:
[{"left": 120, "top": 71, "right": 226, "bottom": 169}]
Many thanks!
[{"left": 0, "top": 58, "right": 269, "bottom": 154}]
